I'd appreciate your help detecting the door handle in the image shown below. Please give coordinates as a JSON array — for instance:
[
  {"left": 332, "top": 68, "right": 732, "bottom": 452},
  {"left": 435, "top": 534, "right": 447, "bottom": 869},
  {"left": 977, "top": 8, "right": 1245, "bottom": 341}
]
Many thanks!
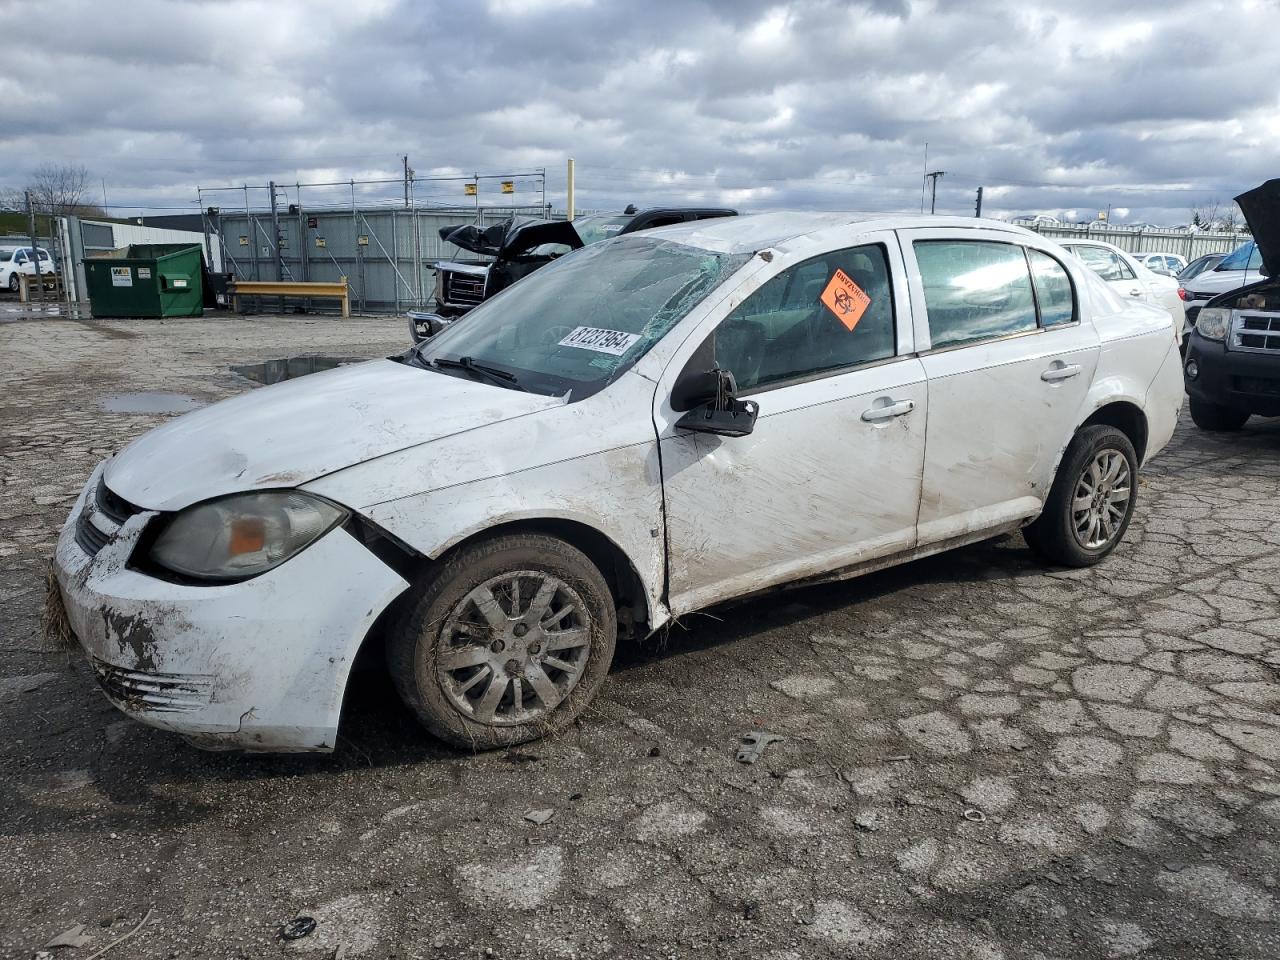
[
  {"left": 1128, "top": 288, "right": 1143, "bottom": 297},
  {"left": 861, "top": 399, "right": 915, "bottom": 422},
  {"left": 1041, "top": 364, "right": 1082, "bottom": 382}
]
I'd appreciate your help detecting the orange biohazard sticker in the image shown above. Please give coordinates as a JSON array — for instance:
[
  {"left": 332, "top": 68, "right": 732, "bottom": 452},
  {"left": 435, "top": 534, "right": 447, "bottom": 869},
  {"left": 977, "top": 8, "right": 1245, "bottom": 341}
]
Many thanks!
[{"left": 819, "top": 268, "right": 871, "bottom": 332}]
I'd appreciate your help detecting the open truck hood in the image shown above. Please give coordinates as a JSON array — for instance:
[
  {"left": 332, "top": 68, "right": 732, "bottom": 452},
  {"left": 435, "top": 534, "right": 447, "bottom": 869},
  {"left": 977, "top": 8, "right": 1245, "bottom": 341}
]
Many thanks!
[
  {"left": 104, "top": 358, "right": 562, "bottom": 511},
  {"left": 438, "top": 218, "right": 584, "bottom": 259},
  {"left": 1235, "top": 178, "right": 1279, "bottom": 278}
]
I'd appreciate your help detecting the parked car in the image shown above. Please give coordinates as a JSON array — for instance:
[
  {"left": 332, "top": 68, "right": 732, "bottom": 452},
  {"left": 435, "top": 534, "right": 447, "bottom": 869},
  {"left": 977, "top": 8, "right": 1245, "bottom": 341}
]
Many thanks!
[
  {"left": 1059, "top": 238, "right": 1186, "bottom": 338},
  {"left": 1183, "top": 180, "right": 1278, "bottom": 431},
  {"left": 1177, "top": 252, "right": 1227, "bottom": 283},
  {"left": 0, "top": 245, "right": 57, "bottom": 293},
  {"left": 1131, "top": 252, "right": 1187, "bottom": 276},
  {"left": 1178, "top": 240, "right": 1266, "bottom": 327},
  {"left": 412, "top": 206, "right": 737, "bottom": 340},
  {"left": 54, "top": 213, "right": 1182, "bottom": 753}
]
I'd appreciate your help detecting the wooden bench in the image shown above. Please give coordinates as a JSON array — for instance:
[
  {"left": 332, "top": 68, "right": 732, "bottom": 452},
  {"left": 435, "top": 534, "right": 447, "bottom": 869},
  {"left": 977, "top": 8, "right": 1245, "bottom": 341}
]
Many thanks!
[{"left": 230, "top": 278, "right": 350, "bottom": 318}]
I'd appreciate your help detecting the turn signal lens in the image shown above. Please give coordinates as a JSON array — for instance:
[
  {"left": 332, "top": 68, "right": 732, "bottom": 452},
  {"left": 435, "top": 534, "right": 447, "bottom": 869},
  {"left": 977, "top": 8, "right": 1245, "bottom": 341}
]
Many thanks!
[{"left": 228, "top": 516, "right": 267, "bottom": 555}]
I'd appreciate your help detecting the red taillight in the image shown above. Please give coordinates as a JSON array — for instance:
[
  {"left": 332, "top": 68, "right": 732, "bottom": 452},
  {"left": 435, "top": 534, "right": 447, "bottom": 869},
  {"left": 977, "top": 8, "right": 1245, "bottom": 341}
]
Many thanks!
[{"left": 1177, "top": 287, "right": 1190, "bottom": 301}]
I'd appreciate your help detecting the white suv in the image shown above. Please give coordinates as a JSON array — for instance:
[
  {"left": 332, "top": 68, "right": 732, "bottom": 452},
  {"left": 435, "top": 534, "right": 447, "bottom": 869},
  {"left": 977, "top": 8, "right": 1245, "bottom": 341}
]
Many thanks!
[
  {"left": 0, "top": 245, "right": 56, "bottom": 292},
  {"left": 54, "top": 214, "right": 1183, "bottom": 752}
]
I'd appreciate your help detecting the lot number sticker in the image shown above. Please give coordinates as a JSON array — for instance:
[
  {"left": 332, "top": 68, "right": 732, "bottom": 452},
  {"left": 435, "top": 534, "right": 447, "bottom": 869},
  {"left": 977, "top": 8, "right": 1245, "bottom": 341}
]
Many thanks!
[
  {"left": 820, "top": 268, "right": 871, "bottom": 331},
  {"left": 110, "top": 266, "right": 132, "bottom": 287},
  {"left": 558, "top": 326, "right": 641, "bottom": 356}
]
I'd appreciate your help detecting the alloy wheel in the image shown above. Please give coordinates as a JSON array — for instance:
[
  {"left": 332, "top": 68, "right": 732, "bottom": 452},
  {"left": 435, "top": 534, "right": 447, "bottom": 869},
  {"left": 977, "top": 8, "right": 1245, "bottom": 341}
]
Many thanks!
[
  {"left": 436, "top": 570, "right": 592, "bottom": 726},
  {"left": 1071, "top": 449, "right": 1131, "bottom": 549}
]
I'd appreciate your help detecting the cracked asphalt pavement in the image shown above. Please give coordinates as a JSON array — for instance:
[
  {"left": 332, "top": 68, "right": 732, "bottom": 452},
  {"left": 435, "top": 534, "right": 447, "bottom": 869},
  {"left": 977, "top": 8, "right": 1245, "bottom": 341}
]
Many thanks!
[{"left": 2, "top": 306, "right": 1278, "bottom": 959}]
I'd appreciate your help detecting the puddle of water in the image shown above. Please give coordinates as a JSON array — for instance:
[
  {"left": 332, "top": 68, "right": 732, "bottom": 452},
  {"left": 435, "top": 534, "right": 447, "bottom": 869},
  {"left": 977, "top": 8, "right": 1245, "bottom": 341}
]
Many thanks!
[
  {"left": 231, "top": 355, "right": 364, "bottom": 384},
  {"left": 100, "top": 392, "right": 204, "bottom": 415}
]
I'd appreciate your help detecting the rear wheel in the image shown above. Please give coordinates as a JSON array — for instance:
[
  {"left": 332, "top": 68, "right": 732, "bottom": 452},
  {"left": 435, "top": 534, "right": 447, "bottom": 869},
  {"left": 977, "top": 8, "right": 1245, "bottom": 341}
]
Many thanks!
[
  {"left": 1024, "top": 425, "right": 1138, "bottom": 567},
  {"left": 387, "top": 533, "right": 616, "bottom": 750},
  {"left": 1188, "top": 397, "right": 1249, "bottom": 432},
  {"left": 7, "top": 273, "right": 17, "bottom": 293}
]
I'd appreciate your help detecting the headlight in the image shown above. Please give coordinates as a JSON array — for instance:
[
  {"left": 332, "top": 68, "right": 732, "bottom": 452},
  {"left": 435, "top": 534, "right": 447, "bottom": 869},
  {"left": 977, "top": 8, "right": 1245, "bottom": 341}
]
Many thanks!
[
  {"left": 1195, "top": 307, "right": 1229, "bottom": 342},
  {"left": 147, "top": 491, "right": 346, "bottom": 581}
]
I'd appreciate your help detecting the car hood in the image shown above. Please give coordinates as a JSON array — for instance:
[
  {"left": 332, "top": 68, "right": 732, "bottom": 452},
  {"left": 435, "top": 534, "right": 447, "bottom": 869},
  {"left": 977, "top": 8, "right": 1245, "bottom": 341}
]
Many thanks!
[
  {"left": 1186, "top": 269, "right": 1256, "bottom": 296},
  {"left": 104, "top": 358, "right": 563, "bottom": 511},
  {"left": 1235, "top": 178, "right": 1278, "bottom": 278},
  {"left": 439, "top": 218, "right": 584, "bottom": 259}
]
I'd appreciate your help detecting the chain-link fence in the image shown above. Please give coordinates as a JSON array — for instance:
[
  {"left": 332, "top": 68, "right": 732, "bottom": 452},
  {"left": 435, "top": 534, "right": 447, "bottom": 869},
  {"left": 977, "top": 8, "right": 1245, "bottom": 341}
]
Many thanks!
[{"left": 200, "top": 173, "right": 554, "bottom": 313}]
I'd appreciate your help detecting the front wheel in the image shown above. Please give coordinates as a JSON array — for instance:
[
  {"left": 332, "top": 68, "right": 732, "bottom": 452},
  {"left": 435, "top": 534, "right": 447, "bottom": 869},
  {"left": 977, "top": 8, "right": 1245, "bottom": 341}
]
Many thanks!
[
  {"left": 7, "top": 273, "right": 18, "bottom": 293},
  {"left": 1024, "top": 425, "right": 1138, "bottom": 567},
  {"left": 387, "top": 533, "right": 617, "bottom": 749},
  {"left": 1188, "top": 397, "right": 1249, "bottom": 432}
]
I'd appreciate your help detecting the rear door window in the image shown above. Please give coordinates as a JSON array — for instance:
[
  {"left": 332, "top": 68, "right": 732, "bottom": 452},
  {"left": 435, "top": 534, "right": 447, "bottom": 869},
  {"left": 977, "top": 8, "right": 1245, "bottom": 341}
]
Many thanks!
[
  {"left": 1028, "top": 250, "right": 1076, "bottom": 327},
  {"left": 914, "top": 241, "right": 1038, "bottom": 348}
]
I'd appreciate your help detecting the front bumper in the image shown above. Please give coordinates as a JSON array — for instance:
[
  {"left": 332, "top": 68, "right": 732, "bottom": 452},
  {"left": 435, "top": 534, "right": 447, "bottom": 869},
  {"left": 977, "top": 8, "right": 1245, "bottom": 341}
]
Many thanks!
[
  {"left": 54, "top": 465, "right": 409, "bottom": 752},
  {"left": 1183, "top": 334, "right": 1280, "bottom": 418}
]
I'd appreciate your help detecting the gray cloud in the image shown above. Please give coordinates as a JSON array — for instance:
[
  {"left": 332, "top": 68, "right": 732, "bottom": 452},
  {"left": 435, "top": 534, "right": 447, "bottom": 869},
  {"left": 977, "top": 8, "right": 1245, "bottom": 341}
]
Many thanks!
[{"left": 1, "top": 0, "right": 1275, "bottom": 224}]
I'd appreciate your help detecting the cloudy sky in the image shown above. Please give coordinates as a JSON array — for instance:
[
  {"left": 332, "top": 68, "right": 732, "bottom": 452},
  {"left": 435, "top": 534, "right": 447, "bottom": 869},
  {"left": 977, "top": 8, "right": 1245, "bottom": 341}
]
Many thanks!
[{"left": 2, "top": 0, "right": 1276, "bottom": 224}]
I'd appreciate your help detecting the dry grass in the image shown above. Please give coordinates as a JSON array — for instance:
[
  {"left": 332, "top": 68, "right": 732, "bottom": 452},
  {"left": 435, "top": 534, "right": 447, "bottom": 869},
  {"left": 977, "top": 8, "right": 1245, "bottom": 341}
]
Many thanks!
[{"left": 41, "top": 559, "right": 76, "bottom": 651}]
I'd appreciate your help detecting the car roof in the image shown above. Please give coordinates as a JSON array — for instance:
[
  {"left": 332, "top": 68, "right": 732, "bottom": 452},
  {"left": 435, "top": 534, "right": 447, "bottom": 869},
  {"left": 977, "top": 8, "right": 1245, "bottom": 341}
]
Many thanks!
[
  {"left": 1060, "top": 238, "right": 1130, "bottom": 254},
  {"left": 639, "top": 211, "right": 1037, "bottom": 255}
]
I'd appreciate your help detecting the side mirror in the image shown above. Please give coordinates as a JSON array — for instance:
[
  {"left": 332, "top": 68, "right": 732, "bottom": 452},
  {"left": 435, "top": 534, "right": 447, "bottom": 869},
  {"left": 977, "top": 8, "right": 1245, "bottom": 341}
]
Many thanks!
[{"left": 674, "top": 368, "right": 758, "bottom": 438}]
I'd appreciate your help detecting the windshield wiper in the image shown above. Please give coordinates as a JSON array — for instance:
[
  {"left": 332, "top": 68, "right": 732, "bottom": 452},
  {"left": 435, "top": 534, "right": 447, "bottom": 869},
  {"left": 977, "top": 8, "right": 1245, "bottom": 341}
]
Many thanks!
[{"left": 430, "top": 355, "right": 526, "bottom": 391}]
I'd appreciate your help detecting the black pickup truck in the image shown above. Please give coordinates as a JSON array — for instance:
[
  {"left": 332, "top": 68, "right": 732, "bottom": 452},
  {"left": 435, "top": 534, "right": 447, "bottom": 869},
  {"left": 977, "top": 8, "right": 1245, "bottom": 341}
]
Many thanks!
[
  {"left": 410, "top": 206, "right": 736, "bottom": 341},
  {"left": 1182, "top": 178, "right": 1280, "bottom": 430}
]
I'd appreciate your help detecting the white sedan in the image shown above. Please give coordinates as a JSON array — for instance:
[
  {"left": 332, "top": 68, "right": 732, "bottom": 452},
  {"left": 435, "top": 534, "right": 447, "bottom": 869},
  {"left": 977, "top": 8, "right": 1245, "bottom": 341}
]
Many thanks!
[
  {"left": 54, "top": 213, "right": 1184, "bottom": 752},
  {"left": 1060, "top": 238, "right": 1187, "bottom": 337}
]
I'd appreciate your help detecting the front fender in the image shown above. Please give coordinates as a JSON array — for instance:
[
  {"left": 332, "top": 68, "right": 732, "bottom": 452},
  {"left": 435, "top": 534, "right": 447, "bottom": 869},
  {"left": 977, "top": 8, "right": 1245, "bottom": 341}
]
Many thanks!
[{"left": 341, "top": 442, "right": 670, "bottom": 631}]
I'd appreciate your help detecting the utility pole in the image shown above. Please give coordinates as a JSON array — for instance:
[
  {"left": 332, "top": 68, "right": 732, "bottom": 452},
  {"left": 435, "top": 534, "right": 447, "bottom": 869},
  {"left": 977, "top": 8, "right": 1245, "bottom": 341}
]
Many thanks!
[
  {"left": 919, "top": 141, "right": 928, "bottom": 213},
  {"left": 403, "top": 155, "right": 411, "bottom": 208},
  {"left": 974, "top": 186, "right": 984, "bottom": 218},
  {"left": 25, "top": 190, "right": 43, "bottom": 304},
  {"left": 925, "top": 170, "right": 945, "bottom": 215}
]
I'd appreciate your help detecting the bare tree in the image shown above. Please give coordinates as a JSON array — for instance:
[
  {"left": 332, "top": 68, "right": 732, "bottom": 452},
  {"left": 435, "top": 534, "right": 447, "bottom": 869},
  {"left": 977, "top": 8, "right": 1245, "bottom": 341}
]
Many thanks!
[
  {"left": 1191, "top": 199, "right": 1247, "bottom": 233},
  {"left": 1191, "top": 199, "right": 1221, "bottom": 230},
  {"left": 23, "top": 162, "right": 104, "bottom": 217}
]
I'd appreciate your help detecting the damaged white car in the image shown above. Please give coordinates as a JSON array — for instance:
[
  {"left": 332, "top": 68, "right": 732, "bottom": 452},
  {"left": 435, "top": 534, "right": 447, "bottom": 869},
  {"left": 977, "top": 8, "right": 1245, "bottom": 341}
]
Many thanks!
[{"left": 55, "top": 212, "right": 1184, "bottom": 753}]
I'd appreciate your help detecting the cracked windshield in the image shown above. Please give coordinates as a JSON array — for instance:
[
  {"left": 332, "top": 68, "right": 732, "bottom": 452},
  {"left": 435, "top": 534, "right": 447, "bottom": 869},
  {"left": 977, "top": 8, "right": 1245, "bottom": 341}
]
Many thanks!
[{"left": 414, "top": 236, "right": 750, "bottom": 397}]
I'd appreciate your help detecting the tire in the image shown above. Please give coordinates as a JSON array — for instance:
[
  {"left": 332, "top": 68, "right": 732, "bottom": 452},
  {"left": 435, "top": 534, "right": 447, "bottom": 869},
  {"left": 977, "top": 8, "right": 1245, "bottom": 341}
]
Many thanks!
[
  {"left": 387, "top": 533, "right": 617, "bottom": 750},
  {"left": 7, "top": 273, "right": 17, "bottom": 293},
  {"left": 1188, "top": 397, "right": 1249, "bottom": 432},
  {"left": 1023, "top": 425, "right": 1138, "bottom": 568}
]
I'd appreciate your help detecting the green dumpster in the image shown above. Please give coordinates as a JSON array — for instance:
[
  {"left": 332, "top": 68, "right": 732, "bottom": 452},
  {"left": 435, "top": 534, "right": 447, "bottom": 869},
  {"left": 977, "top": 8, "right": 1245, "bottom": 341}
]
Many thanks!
[{"left": 84, "top": 244, "right": 205, "bottom": 318}]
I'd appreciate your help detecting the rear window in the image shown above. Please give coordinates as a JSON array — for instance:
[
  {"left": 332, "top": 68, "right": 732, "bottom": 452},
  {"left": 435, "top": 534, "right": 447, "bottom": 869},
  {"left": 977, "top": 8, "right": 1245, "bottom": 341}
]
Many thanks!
[{"left": 1217, "top": 241, "right": 1262, "bottom": 272}]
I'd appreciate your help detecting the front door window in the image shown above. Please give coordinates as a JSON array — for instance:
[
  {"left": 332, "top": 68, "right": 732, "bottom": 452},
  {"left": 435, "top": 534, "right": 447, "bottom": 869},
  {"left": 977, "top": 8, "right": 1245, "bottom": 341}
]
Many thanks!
[{"left": 709, "top": 244, "right": 896, "bottom": 389}]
